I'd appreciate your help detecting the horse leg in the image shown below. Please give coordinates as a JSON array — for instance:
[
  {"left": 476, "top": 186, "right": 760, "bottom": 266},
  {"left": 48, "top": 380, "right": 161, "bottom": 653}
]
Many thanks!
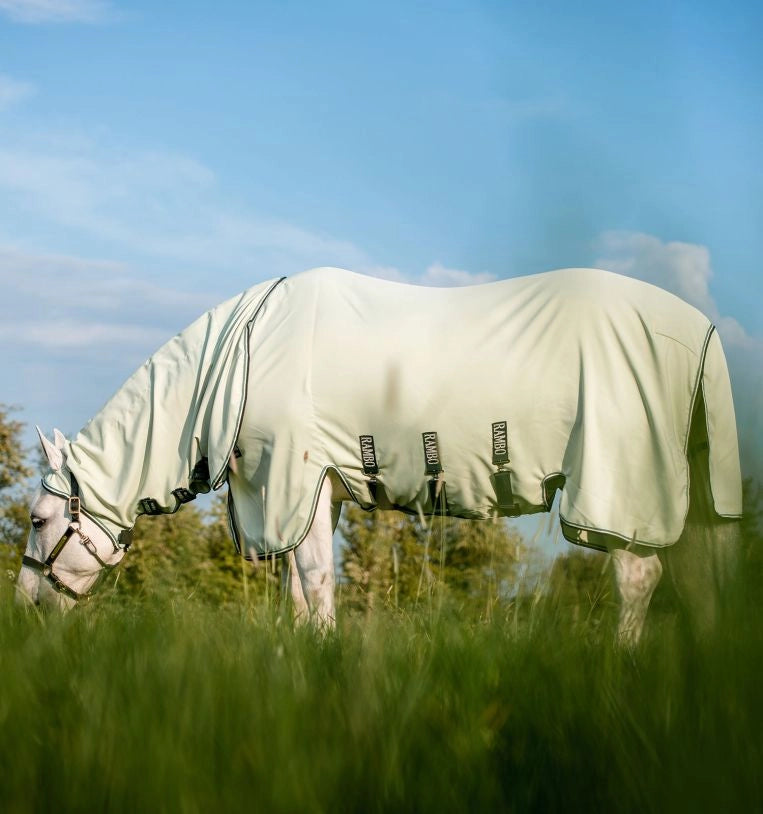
[
  {"left": 293, "top": 477, "right": 336, "bottom": 629},
  {"left": 662, "top": 520, "right": 740, "bottom": 639},
  {"left": 611, "top": 547, "right": 663, "bottom": 647},
  {"left": 282, "top": 550, "right": 309, "bottom": 624},
  {"left": 662, "top": 394, "right": 741, "bottom": 638}
]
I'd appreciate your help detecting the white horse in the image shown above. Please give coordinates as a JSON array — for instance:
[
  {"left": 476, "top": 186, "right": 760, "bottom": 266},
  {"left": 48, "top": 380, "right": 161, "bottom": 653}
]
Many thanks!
[{"left": 18, "top": 267, "right": 743, "bottom": 645}]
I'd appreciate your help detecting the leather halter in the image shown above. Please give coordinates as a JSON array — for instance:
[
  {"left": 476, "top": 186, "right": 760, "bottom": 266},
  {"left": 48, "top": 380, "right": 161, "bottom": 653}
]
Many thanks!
[{"left": 23, "top": 473, "right": 122, "bottom": 602}]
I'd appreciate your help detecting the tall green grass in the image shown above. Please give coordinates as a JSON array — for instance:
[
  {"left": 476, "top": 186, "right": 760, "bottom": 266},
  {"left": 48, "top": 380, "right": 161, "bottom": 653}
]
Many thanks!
[{"left": 1, "top": 576, "right": 761, "bottom": 813}]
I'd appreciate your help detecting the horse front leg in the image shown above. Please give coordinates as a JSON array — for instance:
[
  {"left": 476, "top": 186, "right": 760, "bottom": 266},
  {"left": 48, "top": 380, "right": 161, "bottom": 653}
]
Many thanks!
[
  {"left": 293, "top": 477, "right": 337, "bottom": 630},
  {"left": 282, "top": 550, "right": 309, "bottom": 624},
  {"left": 611, "top": 547, "right": 663, "bottom": 648}
]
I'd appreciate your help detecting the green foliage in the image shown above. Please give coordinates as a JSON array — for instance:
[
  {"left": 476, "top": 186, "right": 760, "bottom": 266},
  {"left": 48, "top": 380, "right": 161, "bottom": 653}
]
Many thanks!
[
  {"left": 1, "top": 587, "right": 762, "bottom": 812},
  {"left": 0, "top": 405, "right": 33, "bottom": 575},
  {"left": 0, "top": 499, "right": 29, "bottom": 574},
  {"left": 0, "top": 404, "right": 32, "bottom": 490},
  {"left": 115, "top": 495, "right": 281, "bottom": 606},
  {"left": 543, "top": 547, "right": 616, "bottom": 634},
  {"left": 340, "top": 503, "right": 526, "bottom": 617}
]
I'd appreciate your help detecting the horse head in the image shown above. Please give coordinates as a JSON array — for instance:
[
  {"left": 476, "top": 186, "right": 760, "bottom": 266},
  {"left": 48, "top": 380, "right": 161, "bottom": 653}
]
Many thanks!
[{"left": 16, "top": 428, "right": 127, "bottom": 610}]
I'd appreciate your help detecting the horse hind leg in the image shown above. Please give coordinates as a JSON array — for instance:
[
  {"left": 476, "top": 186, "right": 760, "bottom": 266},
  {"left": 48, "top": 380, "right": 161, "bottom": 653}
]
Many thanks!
[
  {"left": 663, "top": 394, "right": 741, "bottom": 639},
  {"left": 664, "top": 520, "right": 740, "bottom": 639},
  {"left": 611, "top": 547, "right": 663, "bottom": 648}
]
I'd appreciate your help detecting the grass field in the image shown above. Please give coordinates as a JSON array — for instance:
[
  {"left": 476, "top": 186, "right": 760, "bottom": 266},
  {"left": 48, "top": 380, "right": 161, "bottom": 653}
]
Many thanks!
[{"left": 2, "top": 567, "right": 762, "bottom": 814}]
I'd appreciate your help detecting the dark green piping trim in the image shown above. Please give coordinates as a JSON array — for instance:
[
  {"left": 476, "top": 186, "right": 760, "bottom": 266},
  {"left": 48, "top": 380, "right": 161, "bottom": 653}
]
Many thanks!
[
  {"left": 232, "top": 464, "right": 364, "bottom": 561},
  {"left": 211, "top": 276, "right": 288, "bottom": 490},
  {"left": 683, "top": 324, "right": 715, "bottom": 455},
  {"left": 560, "top": 515, "right": 678, "bottom": 551}
]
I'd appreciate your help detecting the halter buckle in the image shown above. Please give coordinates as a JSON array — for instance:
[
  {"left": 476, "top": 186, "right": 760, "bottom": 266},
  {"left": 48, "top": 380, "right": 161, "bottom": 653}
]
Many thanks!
[{"left": 68, "top": 495, "right": 81, "bottom": 522}]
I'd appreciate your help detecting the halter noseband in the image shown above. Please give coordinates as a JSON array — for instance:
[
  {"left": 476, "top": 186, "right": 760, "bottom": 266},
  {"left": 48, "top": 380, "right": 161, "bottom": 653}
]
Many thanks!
[{"left": 23, "top": 473, "right": 123, "bottom": 602}]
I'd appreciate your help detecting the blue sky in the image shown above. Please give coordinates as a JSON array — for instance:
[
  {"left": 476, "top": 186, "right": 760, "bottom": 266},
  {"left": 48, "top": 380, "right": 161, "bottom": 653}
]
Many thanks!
[{"left": 1, "top": 0, "right": 761, "bottom": 490}]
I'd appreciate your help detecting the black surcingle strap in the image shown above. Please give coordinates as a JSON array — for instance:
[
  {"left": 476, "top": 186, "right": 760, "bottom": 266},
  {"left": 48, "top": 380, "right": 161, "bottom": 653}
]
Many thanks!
[
  {"left": 422, "top": 431, "right": 448, "bottom": 515},
  {"left": 138, "top": 457, "right": 211, "bottom": 516},
  {"left": 489, "top": 420, "right": 520, "bottom": 516},
  {"left": 189, "top": 458, "right": 211, "bottom": 494},
  {"left": 69, "top": 471, "right": 81, "bottom": 519},
  {"left": 359, "top": 435, "right": 379, "bottom": 502},
  {"left": 137, "top": 497, "right": 164, "bottom": 516}
]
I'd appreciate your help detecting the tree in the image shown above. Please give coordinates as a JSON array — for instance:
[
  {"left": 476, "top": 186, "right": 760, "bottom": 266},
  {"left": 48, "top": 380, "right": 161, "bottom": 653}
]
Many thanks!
[
  {"left": 340, "top": 503, "right": 526, "bottom": 617},
  {"left": 114, "top": 493, "right": 281, "bottom": 606},
  {"left": 0, "top": 405, "right": 33, "bottom": 578},
  {"left": 543, "top": 547, "right": 615, "bottom": 632},
  {"left": 0, "top": 405, "right": 31, "bottom": 490}
]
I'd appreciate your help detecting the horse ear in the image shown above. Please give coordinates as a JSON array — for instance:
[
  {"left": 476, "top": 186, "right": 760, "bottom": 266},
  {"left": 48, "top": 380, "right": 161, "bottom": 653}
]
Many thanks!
[
  {"left": 53, "top": 428, "right": 67, "bottom": 450},
  {"left": 36, "top": 426, "right": 65, "bottom": 472}
]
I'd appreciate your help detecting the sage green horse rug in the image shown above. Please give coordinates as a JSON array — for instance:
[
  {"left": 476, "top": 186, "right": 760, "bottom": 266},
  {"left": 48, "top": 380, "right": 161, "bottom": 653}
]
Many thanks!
[{"left": 22, "top": 267, "right": 742, "bottom": 644}]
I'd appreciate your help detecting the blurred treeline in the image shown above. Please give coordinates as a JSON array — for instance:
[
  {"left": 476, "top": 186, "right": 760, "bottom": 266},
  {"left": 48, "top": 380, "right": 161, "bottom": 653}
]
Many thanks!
[{"left": 2, "top": 404, "right": 761, "bottom": 622}]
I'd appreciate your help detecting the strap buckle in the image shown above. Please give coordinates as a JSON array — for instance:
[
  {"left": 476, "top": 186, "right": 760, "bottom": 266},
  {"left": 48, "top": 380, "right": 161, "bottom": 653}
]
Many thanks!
[
  {"left": 138, "top": 497, "right": 162, "bottom": 515},
  {"left": 172, "top": 487, "right": 197, "bottom": 505},
  {"left": 68, "top": 495, "right": 81, "bottom": 522},
  {"left": 118, "top": 528, "right": 133, "bottom": 550}
]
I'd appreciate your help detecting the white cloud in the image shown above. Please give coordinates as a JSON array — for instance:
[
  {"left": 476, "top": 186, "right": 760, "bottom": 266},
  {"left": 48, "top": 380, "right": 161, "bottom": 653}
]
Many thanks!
[
  {"left": 0, "top": 135, "right": 368, "bottom": 274},
  {"left": 420, "top": 262, "right": 496, "bottom": 287},
  {"left": 595, "top": 230, "right": 762, "bottom": 351},
  {"left": 0, "top": 144, "right": 215, "bottom": 237},
  {"left": 0, "top": 0, "right": 111, "bottom": 23},
  {"left": 359, "top": 265, "right": 407, "bottom": 282},
  {"left": 0, "top": 245, "right": 220, "bottom": 366},
  {"left": 0, "top": 74, "right": 34, "bottom": 110},
  {"left": 0, "top": 129, "right": 502, "bottom": 289},
  {"left": 0, "top": 245, "right": 213, "bottom": 312},
  {"left": 715, "top": 316, "right": 760, "bottom": 351},
  {"left": 595, "top": 230, "right": 718, "bottom": 319},
  {"left": 0, "top": 319, "right": 169, "bottom": 348},
  {"left": 360, "top": 261, "right": 496, "bottom": 287}
]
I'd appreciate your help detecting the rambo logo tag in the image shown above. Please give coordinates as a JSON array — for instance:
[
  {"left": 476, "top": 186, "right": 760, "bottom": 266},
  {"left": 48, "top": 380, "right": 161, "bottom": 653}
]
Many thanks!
[
  {"left": 492, "top": 421, "right": 510, "bottom": 466},
  {"left": 422, "top": 431, "right": 442, "bottom": 475},
  {"left": 359, "top": 435, "right": 379, "bottom": 475}
]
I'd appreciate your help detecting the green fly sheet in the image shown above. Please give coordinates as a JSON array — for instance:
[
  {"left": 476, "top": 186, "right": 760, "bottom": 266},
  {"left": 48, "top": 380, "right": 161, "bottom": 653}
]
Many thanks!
[{"left": 45, "top": 267, "right": 743, "bottom": 555}]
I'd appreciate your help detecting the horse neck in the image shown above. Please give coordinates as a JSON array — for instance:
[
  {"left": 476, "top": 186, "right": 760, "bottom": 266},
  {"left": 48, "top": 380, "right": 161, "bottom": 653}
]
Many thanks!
[{"left": 62, "top": 278, "right": 282, "bottom": 531}]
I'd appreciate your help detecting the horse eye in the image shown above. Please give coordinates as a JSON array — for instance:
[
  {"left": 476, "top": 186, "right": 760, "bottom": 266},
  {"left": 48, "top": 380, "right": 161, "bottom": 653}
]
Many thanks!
[{"left": 31, "top": 517, "right": 46, "bottom": 531}]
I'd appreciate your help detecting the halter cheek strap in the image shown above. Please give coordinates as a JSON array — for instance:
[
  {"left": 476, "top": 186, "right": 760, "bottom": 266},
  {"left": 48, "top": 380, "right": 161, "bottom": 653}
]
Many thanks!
[{"left": 23, "top": 473, "right": 120, "bottom": 602}]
